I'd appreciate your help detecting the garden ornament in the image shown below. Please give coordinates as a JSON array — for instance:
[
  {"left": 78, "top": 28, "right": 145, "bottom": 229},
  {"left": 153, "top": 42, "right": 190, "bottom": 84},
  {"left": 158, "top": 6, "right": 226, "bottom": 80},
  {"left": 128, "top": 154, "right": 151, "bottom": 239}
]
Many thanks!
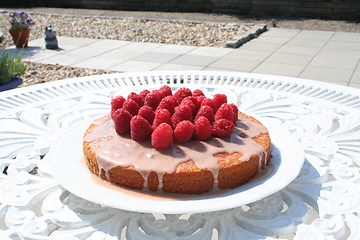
[{"left": 45, "top": 26, "right": 58, "bottom": 49}]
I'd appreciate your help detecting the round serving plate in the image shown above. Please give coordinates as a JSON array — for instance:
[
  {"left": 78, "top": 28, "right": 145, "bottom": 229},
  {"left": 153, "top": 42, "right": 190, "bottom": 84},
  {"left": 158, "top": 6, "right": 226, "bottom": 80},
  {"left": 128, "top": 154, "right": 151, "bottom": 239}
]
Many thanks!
[{"left": 47, "top": 117, "right": 304, "bottom": 214}]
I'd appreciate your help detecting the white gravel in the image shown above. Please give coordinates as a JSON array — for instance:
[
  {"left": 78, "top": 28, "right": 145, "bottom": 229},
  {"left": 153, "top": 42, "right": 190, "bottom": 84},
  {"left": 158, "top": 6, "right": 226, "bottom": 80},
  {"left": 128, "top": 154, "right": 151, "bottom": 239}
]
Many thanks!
[
  {"left": 0, "top": 12, "right": 251, "bottom": 87},
  {"left": 1, "top": 12, "right": 251, "bottom": 48}
]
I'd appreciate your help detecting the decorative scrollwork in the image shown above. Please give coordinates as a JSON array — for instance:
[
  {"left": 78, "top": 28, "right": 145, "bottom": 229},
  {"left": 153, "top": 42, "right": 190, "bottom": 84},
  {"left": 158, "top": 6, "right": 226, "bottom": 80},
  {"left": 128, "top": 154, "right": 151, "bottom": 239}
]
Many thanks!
[{"left": 1, "top": 73, "right": 360, "bottom": 239}]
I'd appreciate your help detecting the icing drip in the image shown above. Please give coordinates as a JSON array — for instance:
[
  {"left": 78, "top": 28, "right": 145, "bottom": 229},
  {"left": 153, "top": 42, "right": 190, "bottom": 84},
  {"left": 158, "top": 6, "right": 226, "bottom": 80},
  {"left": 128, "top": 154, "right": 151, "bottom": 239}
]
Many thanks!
[{"left": 84, "top": 114, "right": 268, "bottom": 190}]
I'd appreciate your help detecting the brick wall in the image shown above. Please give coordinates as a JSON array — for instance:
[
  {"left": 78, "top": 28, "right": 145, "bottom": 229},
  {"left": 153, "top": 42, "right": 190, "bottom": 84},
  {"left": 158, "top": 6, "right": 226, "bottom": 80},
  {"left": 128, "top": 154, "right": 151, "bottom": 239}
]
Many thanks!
[{"left": 6, "top": 0, "right": 360, "bottom": 20}]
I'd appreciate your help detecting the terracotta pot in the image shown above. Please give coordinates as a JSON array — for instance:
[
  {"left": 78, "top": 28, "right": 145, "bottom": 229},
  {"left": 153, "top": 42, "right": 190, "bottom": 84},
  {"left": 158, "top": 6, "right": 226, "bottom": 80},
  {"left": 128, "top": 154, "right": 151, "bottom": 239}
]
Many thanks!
[
  {"left": 9, "top": 29, "right": 30, "bottom": 48},
  {"left": 0, "top": 77, "right": 23, "bottom": 92}
]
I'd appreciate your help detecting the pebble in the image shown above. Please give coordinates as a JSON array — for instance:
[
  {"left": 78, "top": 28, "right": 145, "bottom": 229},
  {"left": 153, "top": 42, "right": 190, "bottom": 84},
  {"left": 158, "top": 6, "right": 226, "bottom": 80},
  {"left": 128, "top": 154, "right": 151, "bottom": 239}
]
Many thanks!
[{"left": 0, "top": 12, "right": 251, "bottom": 88}]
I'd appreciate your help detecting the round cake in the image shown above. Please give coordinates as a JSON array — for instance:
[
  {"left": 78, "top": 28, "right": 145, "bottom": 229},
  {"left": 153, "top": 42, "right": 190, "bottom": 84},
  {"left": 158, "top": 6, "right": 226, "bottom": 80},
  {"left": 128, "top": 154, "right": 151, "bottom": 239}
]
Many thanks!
[{"left": 83, "top": 86, "right": 271, "bottom": 194}]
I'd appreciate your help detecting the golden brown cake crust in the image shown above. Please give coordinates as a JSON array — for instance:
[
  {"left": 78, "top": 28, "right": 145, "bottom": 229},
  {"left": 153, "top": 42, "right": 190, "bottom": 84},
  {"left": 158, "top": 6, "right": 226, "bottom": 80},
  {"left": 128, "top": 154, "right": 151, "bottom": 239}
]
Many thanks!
[{"left": 83, "top": 112, "right": 271, "bottom": 194}]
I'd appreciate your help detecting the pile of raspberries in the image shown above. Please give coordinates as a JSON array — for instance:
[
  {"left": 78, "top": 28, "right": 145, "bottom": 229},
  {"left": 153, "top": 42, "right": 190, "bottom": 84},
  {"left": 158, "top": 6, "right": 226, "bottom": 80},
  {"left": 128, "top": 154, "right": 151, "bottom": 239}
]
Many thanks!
[{"left": 111, "top": 85, "right": 239, "bottom": 150}]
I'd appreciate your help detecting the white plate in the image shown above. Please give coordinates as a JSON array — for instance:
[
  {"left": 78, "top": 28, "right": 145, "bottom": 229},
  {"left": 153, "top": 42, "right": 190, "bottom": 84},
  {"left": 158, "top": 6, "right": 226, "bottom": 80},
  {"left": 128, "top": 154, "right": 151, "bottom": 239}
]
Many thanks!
[{"left": 47, "top": 118, "right": 304, "bottom": 214}]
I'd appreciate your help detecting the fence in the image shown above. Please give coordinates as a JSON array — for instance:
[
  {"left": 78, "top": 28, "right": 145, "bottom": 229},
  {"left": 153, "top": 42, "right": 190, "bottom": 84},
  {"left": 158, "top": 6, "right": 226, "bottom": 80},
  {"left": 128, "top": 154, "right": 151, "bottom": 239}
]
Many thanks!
[{"left": 7, "top": 0, "right": 360, "bottom": 20}]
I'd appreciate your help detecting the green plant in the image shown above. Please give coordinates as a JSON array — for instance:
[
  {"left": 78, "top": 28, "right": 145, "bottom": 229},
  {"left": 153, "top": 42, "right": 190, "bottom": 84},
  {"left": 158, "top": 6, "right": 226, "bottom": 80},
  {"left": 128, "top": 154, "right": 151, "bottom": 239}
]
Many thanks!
[{"left": 0, "top": 51, "right": 27, "bottom": 85}]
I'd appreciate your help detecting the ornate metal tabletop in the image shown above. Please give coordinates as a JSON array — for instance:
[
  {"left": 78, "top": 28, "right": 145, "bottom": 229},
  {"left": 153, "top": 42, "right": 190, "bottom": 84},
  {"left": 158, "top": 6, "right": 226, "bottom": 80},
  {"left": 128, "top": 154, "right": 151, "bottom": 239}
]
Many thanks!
[{"left": 1, "top": 71, "right": 360, "bottom": 240}]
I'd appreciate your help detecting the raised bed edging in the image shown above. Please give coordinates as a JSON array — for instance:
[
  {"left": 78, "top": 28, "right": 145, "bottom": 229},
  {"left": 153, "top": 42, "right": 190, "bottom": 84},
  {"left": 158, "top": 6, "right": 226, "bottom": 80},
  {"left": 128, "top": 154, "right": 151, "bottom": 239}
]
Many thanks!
[{"left": 225, "top": 24, "right": 268, "bottom": 48}]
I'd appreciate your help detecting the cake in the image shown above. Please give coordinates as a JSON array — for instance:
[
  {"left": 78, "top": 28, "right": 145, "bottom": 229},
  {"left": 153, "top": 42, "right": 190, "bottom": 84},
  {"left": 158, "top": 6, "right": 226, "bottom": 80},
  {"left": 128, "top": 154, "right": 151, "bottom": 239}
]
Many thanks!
[{"left": 83, "top": 86, "right": 271, "bottom": 194}]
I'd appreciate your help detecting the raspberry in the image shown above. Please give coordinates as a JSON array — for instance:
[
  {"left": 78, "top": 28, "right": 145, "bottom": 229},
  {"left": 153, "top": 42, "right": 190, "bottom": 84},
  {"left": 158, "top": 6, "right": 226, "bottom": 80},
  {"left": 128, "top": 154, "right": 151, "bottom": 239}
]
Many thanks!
[
  {"left": 183, "top": 96, "right": 198, "bottom": 105},
  {"left": 138, "top": 105, "right": 155, "bottom": 125},
  {"left": 173, "top": 87, "right": 192, "bottom": 105},
  {"left": 139, "top": 89, "right": 150, "bottom": 101},
  {"left": 112, "top": 108, "right": 132, "bottom": 135},
  {"left": 111, "top": 95, "right": 126, "bottom": 115},
  {"left": 144, "top": 90, "right": 161, "bottom": 111},
  {"left": 180, "top": 98, "right": 196, "bottom": 115},
  {"left": 158, "top": 85, "right": 172, "bottom": 99},
  {"left": 123, "top": 99, "right": 140, "bottom": 116},
  {"left": 130, "top": 115, "right": 153, "bottom": 141},
  {"left": 193, "top": 89, "right": 205, "bottom": 97},
  {"left": 212, "top": 119, "right": 234, "bottom": 137},
  {"left": 156, "top": 96, "right": 176, "bottom": 115},
  {"left": 127, "top": 92, "right": 144, "bottom": 107},
  {"left": 213, "top": 93, "right": 227, "bottom": 110},
  {"left": 195, "top": 105, "right": 215, "bottom": 123},
  {"left": 229, "top": 103, "right": 239, "bottom": 123},
  {"left": 151, "top": 123, "right": 173, "bottom": 150},
  {"left": 200, "top": 98, "right": 216, "bottom": 112},
  {"left": 174, "top": 120, "right": 195, "bottom": 143},
  {"left": 193, "top": 116, "right": 212, "bottom": 141},
  {"left": 214, "top": 103, "right": 234, "bottom": 122},
  {"left": 153, "top": 109, "right": 172, "bottom": 128},
  {"left": 172, "top": 104, "right": 193, "bottom": 128},
  {"left": 195, "top": 96, "right": 206, "bottom": 112}
]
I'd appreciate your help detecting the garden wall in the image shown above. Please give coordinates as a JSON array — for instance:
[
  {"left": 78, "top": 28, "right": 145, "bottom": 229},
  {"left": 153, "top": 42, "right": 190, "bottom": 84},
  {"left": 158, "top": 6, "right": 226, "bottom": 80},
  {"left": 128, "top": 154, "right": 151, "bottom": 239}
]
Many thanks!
[{"left": 7, "top": 0, "right": 360, "bottom": 21}]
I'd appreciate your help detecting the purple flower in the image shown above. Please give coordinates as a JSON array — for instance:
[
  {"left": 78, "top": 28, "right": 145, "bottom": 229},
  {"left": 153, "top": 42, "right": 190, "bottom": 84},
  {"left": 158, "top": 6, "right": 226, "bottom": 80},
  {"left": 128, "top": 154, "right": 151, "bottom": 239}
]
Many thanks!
[
  {"left": 26, "top": 19, "right": 35, "bottom": 25},
  {"left": 271, "top": 19, "right": 278, "bottom": 27},
  {"left": 9, "top": 12, "right": 35, "bottom": 30}
]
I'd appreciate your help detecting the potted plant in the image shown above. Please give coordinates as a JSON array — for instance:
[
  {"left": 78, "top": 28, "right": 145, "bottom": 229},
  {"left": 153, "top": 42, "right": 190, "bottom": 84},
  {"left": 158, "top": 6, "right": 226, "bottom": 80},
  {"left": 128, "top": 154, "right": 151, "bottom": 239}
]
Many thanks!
[
  {"left": 9, "top": 12, "right": 35, "bottom": 48},
  {"left": 0, "top": 50, "right": 26, "bottom": 91}
]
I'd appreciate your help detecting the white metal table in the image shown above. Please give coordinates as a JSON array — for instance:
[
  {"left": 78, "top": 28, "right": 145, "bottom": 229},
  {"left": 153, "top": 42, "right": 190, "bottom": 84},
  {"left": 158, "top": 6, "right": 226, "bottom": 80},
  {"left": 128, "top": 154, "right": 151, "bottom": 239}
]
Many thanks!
[{"left": 0, "top": 71, "right": 360, "bottom": 240}]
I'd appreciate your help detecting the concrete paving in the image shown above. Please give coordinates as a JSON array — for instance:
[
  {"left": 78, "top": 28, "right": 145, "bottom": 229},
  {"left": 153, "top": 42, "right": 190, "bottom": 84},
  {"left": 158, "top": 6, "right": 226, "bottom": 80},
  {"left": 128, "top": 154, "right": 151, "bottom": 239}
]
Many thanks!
[{"left": 4, "top": 27, "right": 360, "bottom": 89}]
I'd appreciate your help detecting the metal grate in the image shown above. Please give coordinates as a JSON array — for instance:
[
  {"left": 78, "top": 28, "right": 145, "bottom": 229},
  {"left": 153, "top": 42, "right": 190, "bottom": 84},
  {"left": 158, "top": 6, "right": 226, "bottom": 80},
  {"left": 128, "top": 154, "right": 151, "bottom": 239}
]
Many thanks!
[{"left": 1, "top": 71, "right": 360, "bottom": 117}]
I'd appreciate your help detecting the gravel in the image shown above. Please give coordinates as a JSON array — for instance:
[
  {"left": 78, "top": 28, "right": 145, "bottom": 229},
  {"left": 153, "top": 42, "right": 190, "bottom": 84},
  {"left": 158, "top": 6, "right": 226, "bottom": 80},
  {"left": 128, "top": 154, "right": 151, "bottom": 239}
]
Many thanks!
[
  {"left": 1, "top": 14, "right": 252, "bottom": 48},
  {"left": 21, "top": 62, "right": 116, "bottom": 87},
  {"left": 1, "top": 11, "right": 252, "bottom": 87}
]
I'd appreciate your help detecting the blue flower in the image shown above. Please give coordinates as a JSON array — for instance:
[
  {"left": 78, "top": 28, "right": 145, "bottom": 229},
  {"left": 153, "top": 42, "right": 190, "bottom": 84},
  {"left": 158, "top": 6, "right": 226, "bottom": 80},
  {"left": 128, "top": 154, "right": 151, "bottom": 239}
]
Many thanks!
[
  {"left": 9, "top": 12, "right": 35, "bottom": 30},
  {"left": 271, "top": 19, "right": 278, "bottom": 27},
  {"left": 26, "top": 19, "right": 35, "bottom": 25}
]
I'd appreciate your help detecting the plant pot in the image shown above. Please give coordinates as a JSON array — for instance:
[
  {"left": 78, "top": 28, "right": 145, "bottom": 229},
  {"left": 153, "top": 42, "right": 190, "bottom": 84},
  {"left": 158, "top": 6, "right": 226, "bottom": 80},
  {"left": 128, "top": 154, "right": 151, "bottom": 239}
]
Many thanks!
[
  {"left": 0, "top": 77, "right": 23, "bottom": 92},
  {"left": 9, "top": 29, "right": 30, "bottom": 48}
]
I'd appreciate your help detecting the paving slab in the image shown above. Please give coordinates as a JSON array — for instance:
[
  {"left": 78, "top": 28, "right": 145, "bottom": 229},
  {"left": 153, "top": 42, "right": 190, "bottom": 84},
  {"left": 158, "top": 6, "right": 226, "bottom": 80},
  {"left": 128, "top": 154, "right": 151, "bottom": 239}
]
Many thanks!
[
  {"left": 351, "top": 71, "right": 360, "bottom": 83},
  {"left": 154, "top": 63, "right": 204, "bottom": 71},
  {"left": 4, "top": 26, "right": 359, "bottom": 89},
  {"left": 325, "top": 41, "right": 360, "bottom": 51},
  {"left": 295, "top": 30, "right": 334, "bottom": 40},
  {"left": 264, "top": 52, "right": 314, "bottom": 65},
  {"left": 207, "top": 58, "right": 262, "bottom": 72},
  {"left": 131, "top": 52, "right": 182, "bottom": 63},
  {"left": 299, "top": 66, "right": 354, "bottom": 84},
  {"left": 250, "top": 35, "right": 291, "bottom": 45},
  {"left": 36, "top": 54, "right": 90, "bottom": 66},
  {"left": 309, "top": 55, "right": 359, "bottom": 70},
  {"left": 331, "top": 32, "right": 360, "bottom": 42},
  {"left": 109, "top": 60, "right": 163, "bottom": 72},
  {"left": 223, "top": 49, "right": 272, "bottom": 61},
  {"left": 252, "top": 62, "right": 305, "bottom": 77},
  {"left": 71, "top": 57, "right": 125, "bottom": 70},
  {"left": 187, "top": 47, "right": 233, "bottom": 57},
  {"left": 97, "top": 49, "right": 146, "bottom": 60},
  {"left": 276, "top": 45, "right": 322, "bottom": 56},
  {"left": 261, "top": 28, "right": 300, "bottom": 38},
  {"left": 167, "top": 54, "right": 219, "bottom": 67},
  {"left": 153, "top": 45, "right": 197, "bottom": 54},
  {"left": 316, "top": 48, "right": 360, "bottom": 60},
  {"left": 240, "top": 42, "right": 283, "bottom": 52},
  {"left": 286, "top": 38, "right": 329, "bottom": 48}
]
